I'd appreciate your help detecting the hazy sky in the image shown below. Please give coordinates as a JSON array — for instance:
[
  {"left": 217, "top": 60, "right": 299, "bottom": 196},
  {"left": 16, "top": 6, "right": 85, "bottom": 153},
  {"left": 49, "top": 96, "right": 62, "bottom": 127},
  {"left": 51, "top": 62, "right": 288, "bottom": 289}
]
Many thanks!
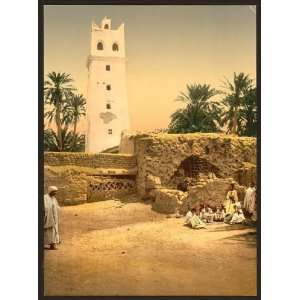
[{"left": 44, "top": 5, "right": 256, "bottom": 132}]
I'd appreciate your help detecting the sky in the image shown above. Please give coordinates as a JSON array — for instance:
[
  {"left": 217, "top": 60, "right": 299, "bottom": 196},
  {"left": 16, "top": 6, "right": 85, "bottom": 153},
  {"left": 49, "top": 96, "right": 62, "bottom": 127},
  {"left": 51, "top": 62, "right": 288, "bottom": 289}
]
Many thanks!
[{"left": 44, "top": 5, "right": 256, "bottom": 132}]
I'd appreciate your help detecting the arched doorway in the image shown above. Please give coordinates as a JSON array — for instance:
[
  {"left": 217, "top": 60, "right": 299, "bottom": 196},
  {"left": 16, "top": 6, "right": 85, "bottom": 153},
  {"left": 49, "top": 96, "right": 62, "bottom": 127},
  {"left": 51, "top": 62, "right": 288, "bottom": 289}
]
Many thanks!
[
  {"left": 171, "top": 156, "right": 220, "bottom": 191},
  {"left": 179, "top": 155, "right": 220, "bottom": 178}
]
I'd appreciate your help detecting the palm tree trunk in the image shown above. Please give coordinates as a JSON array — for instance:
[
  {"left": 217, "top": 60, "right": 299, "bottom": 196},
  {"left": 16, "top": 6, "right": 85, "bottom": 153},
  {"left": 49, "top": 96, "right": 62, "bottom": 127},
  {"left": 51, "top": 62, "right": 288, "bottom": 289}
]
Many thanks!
[
  {"left": 232, "top": 106, "right": 238, "bottom": 135},
  {"left": 55, "top": 105, "right": 63, "bottom": 151},
  {"left": 72, "top": 119, "right": 77, "bottom": 150}
]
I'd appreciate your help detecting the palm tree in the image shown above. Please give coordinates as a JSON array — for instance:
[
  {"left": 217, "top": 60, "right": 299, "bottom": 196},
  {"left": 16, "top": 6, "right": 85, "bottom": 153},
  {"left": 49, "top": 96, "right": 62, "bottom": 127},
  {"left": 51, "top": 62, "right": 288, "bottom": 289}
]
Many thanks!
[
  {"left": 64, "top": 94, "right": 86, "bottom": 147},
  {"left": 221, "top": 72, "right": 254, "bottom": 134},
  {"left": 44, "top": 128, "right": 85, "bottom": 152},
  {"left": 44, "top": 72, "right": 75, "bottom": 151},
  {"left": 240, "top": 87, "right": 257, "bottom": 136},
  {"left": 168, "top": 84, "right": 221, "bottom": 133}
]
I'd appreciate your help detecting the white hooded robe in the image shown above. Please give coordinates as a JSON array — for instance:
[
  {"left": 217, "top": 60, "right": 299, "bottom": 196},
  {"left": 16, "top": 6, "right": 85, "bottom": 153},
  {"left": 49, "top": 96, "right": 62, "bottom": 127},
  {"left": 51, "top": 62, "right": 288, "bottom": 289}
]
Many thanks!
[{"left": 44, "top": 194, "right": 60, "bottom": 245}]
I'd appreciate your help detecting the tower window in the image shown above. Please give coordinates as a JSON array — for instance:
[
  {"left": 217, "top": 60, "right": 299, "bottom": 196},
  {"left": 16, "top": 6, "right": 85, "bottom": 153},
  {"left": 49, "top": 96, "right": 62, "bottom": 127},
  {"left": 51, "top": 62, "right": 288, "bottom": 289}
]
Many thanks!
[
  {"left": 106, "top": 84, "right": 111, "bottom": 91},
  {"left": 106, "top": 65, "right": 110, "bottom": 71},
  {"left": 97, "top": 42, "right": 103, "bottom": 50},
  {"left": 106, "top": 103, "right": 111, "bottom": 109},
  {"left": 108, "top": 129, "right": 113, "bottom": 135},
  {"left": 104, "top": 24, "right": 109, "bottom": 29},
  {"left": 112, "top": 43, "right": 119, "bottom": 51}
]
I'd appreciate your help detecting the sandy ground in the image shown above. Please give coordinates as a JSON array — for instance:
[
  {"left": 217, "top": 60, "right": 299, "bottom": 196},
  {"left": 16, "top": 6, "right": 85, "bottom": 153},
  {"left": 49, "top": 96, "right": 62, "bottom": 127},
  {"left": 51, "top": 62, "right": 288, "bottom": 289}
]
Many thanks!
[{"left": 44, "top": 196, "right": 257, "bottom": 296}]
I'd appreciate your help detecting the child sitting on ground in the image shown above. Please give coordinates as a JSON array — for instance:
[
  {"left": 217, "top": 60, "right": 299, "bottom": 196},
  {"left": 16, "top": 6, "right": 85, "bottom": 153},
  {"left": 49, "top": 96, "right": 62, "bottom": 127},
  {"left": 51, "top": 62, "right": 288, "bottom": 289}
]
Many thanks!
[
  {"left": 206, "top": 206, "right": 214, "bottom": 223},
  {"left": 200, "top": 205, "right": 207, "bottom": 221},
  {"left": 214, "top": 206, "right": 225, "bottom": 222},
  {"left": 200, "top": 205, "right": 214, "bottom": 223}
]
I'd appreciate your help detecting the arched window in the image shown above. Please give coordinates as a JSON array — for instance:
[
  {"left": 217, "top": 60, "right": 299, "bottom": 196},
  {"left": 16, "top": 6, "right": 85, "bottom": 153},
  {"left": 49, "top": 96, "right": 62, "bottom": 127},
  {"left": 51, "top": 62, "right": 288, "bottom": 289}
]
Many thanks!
[
  {"left": 97, "top": 42, "right": 103, "bottom": 50},
  {"left": 104, "top": 24, "right": 109, "bottom": 29},
  {"left": 112, "top": 43, "right": 119, "bottom": 51}
]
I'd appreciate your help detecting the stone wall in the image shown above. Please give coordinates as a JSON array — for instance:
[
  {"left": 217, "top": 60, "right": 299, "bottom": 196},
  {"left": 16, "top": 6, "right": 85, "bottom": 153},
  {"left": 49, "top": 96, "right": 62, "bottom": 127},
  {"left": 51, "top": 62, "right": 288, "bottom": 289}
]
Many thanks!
[
  {"left": 44, "top": 166, "right": 89, "bottom": 206},
  {"left": 186, "top": 178, "right": 246, "bottom": 213},
  {"left": 131, "top": 133, "right": 256, "bottom": 197},
  {"left": 44, "top": 152, "right": 136, "bottom": 169},
  {"left": 44, "top": 152, "right": 137, "bottom": 206},
  {"left": 152, "top": 189, "right": 187, "bottom": 214},
  {"left": 44, "top": 133, "right": 256, "bottom": 211},
  {"left": 234, "top": 162, "right": 257, "bottom": 187}
]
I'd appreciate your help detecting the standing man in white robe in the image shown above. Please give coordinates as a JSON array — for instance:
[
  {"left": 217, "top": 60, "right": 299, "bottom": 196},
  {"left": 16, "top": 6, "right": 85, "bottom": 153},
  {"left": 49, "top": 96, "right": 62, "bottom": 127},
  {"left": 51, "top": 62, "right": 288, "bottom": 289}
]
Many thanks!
[
  {"left": 243, "top": 182, "right": 256, "bottom": 215},
  {"left": 44, "top": 186, "right": 60, "bottom": 250}
]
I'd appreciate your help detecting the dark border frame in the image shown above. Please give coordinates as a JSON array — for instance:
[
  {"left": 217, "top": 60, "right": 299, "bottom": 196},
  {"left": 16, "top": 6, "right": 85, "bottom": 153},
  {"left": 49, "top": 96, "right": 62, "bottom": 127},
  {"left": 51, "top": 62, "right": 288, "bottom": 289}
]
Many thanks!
[{"left": 38, "top": 1, "right": 261, "bottom": 299}]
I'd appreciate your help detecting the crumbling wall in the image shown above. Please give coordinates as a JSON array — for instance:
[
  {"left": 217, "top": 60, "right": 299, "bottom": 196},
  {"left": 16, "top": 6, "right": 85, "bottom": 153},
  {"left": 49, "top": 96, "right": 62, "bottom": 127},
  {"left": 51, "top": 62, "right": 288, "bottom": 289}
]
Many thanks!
[
  {"left": 234, "top": 162, "right": 257, "bottom": 187},
  {"left": 152, "top": 189, "right": 187, "bottom": 214},
  {"left": 44, "top": 152, "right": 137, "bottom": 206},
  {"left": 44, "top": 152, "right": 136, "bottom": 169},
  {"left": 44, "top": 166, "right": 89, "bottom": 206},
  {"left": 132, "top": 133, "right": 256, "bottom": 197},
  {"left": 185, "top": 178, "right": 246, "bottom": 213}
]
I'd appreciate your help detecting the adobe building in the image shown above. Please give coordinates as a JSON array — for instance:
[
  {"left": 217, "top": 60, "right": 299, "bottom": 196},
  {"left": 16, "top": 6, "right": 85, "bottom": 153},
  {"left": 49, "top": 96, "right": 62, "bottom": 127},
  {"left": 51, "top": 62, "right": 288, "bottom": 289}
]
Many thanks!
[{"left": 44, "top": 132, "right": 256, "bottom": 214}]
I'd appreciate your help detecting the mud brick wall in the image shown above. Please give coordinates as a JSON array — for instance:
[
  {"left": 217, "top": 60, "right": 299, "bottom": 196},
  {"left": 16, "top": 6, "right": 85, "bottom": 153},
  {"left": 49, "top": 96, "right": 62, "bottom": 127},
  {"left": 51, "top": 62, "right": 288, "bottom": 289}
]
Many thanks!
[
  {"left": 44, "top": 166, "right": 89, "bottom": 206},
  {"left": 44, "top": 152, "right": 137, "bottom": 169},
  {"left": 131, "top": 133, "right": 256, "bottom": 197},
  {"left": 234, "top": 163, "right": 257, "bottom": 187},
  {"left": 44, "top": 152, "right": 137, "bottom": 206}
]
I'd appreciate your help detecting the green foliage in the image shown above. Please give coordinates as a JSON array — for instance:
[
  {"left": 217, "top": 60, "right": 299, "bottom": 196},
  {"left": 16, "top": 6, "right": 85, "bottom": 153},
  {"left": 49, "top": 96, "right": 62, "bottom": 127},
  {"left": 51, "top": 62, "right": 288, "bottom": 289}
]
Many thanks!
[
  {"left": 168, "top": 84, "right": 222, "bottom": 133},
  {"left": 168, "top": 74, "right": 257, "bottom": 137},
  {"left": 239, "top": 87, "right": 257, "bottom": 136},
  {"left": 44, "top": 128, "right": 85, "bottom": 152},
  {"left": 44, "top": 72, "right": 86, "bottom": 151},
  {"left": 221, "top": 72, "right": 257, "bottom": 136},
  {"left": 44, "top": 72, "right": 75, "bottom": 126},
  {"left": 63, "top": 94, "right": 86, "bottom": 128}
]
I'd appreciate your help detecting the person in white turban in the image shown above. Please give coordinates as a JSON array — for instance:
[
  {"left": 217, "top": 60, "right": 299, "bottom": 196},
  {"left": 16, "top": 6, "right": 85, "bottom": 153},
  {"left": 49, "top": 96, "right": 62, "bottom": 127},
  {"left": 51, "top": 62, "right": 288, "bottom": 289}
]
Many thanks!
[{"left": 44, "top": 186, "right": 60, "bottom": 250}]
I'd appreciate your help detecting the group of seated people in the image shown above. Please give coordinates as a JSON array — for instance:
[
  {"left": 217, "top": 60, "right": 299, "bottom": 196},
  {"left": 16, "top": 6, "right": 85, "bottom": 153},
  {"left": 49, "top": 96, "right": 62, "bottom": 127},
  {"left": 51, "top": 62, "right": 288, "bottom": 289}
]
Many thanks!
[{"left": 184, "top": 182, "right": 256, "bottom": 229}]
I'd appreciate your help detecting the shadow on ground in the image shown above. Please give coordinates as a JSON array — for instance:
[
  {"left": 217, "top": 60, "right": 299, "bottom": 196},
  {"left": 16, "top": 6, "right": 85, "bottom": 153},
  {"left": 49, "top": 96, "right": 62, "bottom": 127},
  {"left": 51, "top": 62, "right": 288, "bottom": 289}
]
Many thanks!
[
  {"left": 210, "top": 222, "right": 256, "bottom": 232},
  {"left": 221, "top": 231, "right": 257, "bottom": 249}
]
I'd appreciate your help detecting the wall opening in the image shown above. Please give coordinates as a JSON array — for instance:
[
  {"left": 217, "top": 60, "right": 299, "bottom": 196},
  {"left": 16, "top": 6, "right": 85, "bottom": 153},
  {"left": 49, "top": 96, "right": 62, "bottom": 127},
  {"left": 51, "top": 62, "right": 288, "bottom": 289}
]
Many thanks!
[
  {"left": 170, "top": 155, "right": 221, "bottom": 191},
  {"left": 97, "top": 42, "right": 103, "bottom": 50},
  {"left": 179, "top": 155, "right": 220, "bottom": 178},
  {"left": 112, "top": 43, "right": 119, "bottom": 51}
]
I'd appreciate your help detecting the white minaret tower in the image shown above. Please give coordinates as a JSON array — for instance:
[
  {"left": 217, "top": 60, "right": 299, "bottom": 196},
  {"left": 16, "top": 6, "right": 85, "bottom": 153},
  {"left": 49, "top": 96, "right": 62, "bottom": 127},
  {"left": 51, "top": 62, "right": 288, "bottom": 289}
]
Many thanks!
[{"left": 86, "top": 17, "right": 130, "bottom": 153}]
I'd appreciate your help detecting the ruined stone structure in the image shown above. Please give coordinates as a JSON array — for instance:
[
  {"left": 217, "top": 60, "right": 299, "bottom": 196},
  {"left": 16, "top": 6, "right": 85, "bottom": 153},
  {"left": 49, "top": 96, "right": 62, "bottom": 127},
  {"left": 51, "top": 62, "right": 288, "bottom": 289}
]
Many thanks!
[{"left": 44, "top": 132, "right": 256, "bottom": 213}]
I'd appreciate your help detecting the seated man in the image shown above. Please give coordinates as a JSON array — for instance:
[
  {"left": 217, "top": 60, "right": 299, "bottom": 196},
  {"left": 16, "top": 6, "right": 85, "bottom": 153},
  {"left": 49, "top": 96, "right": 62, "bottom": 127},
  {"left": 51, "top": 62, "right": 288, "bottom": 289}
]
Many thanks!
[
  {"left": 185, "top": 208, "right": 193, "bottom": 225},
  {"left": 186, "top": 208, "right": 206, "bottom": 229},
  {"left": 228, "top": 203, "right": 246, "bottom": 225}
]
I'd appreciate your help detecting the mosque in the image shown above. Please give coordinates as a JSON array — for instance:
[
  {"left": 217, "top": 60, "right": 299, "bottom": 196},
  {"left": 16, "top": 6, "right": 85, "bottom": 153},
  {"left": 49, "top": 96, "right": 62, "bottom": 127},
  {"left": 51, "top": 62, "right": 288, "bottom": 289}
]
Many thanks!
[{"left": 86, "top": 17, "right": 130, "bottom": 153}]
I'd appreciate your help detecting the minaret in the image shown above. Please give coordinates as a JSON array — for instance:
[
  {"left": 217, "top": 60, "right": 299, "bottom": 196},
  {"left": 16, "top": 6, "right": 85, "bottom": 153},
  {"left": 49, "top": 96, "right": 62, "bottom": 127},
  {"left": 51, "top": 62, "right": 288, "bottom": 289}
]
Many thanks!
[{"left": 86, "top": 17, "right": 130, "bottom": 153}]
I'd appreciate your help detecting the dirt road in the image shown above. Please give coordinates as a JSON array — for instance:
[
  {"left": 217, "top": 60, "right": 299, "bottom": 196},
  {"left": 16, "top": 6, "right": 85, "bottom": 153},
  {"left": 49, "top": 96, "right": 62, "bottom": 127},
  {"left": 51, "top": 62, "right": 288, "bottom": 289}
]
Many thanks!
[{"left": 44, "top": 196, "right": 257, "bottom": 296}]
